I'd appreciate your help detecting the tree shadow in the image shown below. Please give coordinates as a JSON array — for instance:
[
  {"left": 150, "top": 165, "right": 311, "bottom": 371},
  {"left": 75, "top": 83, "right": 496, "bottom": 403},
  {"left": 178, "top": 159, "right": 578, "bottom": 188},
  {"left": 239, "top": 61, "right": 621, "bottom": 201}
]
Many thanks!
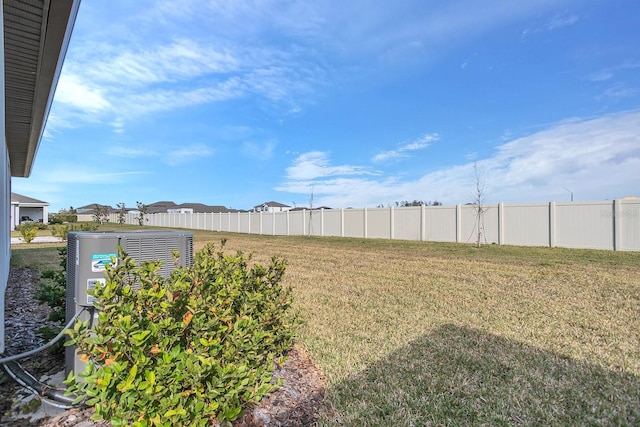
[{"left": 325, "top": 324, "right": 639, "bottom": 426}]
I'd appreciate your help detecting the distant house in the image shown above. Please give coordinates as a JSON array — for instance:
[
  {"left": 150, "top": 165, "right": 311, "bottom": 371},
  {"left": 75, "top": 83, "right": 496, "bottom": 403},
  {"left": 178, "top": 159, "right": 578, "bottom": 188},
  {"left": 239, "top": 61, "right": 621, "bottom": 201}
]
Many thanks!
[
  {"left": 290, "top": 206, "right": 332, "bottom": 212},
  {"left": 147, "top": 201, "right": 178, "bottom": 214},
  {"left": 167, "top": 208, "right": 194, "bottom": 214},
  {"left": 253, "top": 201, "right": 292, "bottom": 213},
  {"left": 145, "top": 201, "right": 238, "bottom": 214},
  {"left": 10, "top": 193, "right": 49, "bottom": 230},
  {"left": 76, "top": 203, "right": 114, "bottom": 214}
]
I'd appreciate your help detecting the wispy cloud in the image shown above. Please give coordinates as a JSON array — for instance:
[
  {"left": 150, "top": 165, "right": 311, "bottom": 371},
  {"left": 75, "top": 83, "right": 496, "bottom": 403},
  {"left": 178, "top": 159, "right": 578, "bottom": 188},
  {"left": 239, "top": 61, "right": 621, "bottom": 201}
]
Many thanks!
[
  {"left": 547, "top": 14, "right": 579, "bottom": 30},
  {"left": 54, "top": 73, "right": 111, "bottom": 113},
  {"left": 110, "top": 146, "right": 160, "bottom": 158},
  {"left": 164, "top": 144, "right": 214, "bottom": 166},
  {"left": 278, "top": 110, "right": 640, "bottom": 207},
  {"left": 51, "top": 0, "right": 584, "bottom": 136},
  {"left": 373, "top": 133, "right": 438, "bottom": 162},
  {"left": 242, "top": 140, "right": 277, "bottom": 161},
  {"left": 284, "top": 151, "right": 373, "bottom": 181},
  {"left": 598, "top": 84, "right": 640, "bottom": 101}
]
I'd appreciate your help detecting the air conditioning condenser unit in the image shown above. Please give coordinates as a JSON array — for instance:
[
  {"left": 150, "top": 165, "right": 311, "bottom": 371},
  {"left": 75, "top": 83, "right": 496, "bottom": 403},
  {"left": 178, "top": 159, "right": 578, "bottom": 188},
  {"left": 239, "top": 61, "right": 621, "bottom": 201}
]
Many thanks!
[{"left": 65, "top": 231, "right": 193, "bottom": 377}]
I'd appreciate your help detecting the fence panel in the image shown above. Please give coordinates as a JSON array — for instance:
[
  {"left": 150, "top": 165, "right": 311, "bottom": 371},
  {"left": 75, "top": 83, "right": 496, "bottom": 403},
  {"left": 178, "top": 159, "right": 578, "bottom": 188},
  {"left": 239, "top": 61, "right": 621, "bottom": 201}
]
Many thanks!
[
  {"left": 394, "top": 207, "right": 421, "bottom": 241},
  {"left": 343, "top": 209, "right": 365, "bottom": 238},
  {"left": 424, "top": 206, "right": 457, "bottom": 242},
  {"left": 323, "top": 209, "right": 342, "bottom": 237},
  {"left": 367, "top": 208, "right": 391, "bottom": 239},
  {"left": 502, "top": 203, "right": 550, "bottom": 246},
  {"left": 288, "top": 211, "right": 306, "bottom": 235},
  {"left": 620, "top": 199, "right": 640, "bottom": 251},
  {"left": 555, "top": 201, "right": 613, "bottom": 250}
]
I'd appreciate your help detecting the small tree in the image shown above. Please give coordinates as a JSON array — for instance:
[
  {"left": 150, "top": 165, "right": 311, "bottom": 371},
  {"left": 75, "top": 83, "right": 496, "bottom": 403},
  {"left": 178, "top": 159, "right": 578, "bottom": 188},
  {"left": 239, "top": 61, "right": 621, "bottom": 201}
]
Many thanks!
[
  {"left": 473, "top": 162, "right": 488, "bottom": 248},
  {"left": 92, "top": 205, "right": 110, "bottom": 224},
  {"left": 135, "top": 201, "right": 148, "bottom": 226},
  {"left": 116, "top": 202, "right": 127, "bottom": 225}
]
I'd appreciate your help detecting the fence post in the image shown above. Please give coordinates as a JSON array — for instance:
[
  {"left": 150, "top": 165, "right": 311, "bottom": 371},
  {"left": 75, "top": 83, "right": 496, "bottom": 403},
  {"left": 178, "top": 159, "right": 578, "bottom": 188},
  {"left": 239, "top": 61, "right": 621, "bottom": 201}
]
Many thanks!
[
  {"left": 498, "top": 202, "right": 504, "bottom": 245},
  {"left": 286, "top": 210, "right": 290, "bottom": 236},
  {"left": 390, "top": 206, "right": 394, "bottom": 240},
  {"left": 613, "top": 199, "right": 622, "bottom": 251},
  {"left": 341, "top": 209, "right": 345, "bottom": 237},
  {"left": 320, "top": 208, "right": 325, "bottom": 236},
  {"left": 364, "top": 208, "right": 368, "bottom": 239},
  {"left": 549, "top": 201, "right": 556, "bottom": 248},
  {"left": 456, "top": 204, "right": 462, "bottom": 243},
  {"left": 421, "top": 204, "right": 425, "bottom": 241}
]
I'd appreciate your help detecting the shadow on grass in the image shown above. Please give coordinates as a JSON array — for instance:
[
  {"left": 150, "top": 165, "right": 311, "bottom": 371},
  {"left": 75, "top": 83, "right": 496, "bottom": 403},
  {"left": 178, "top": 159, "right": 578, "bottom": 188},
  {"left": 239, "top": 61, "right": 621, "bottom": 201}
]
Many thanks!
[{"left": 323, "top": 324, "right": 639, "bottom": 426}]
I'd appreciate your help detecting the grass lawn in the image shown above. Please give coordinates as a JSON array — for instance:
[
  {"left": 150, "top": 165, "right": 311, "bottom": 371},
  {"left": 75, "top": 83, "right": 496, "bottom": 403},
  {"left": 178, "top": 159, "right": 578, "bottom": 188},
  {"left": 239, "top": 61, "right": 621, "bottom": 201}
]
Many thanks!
[{"left": 11, "top": 225, "right": 640, "bottom": 425}]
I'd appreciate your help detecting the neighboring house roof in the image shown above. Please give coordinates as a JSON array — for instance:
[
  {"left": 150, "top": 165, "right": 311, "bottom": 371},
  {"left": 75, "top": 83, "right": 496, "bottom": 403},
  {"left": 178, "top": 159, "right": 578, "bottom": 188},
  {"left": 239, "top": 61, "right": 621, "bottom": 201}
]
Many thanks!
[
  {"left": 254, "top": 201, "right": 291, "bottom": 209},
  {"left": 290, "top": 206, "right": 332, "bottom": 211},
  {"left": 76, "top": 203, "right": 115, "bottom": 214},
  {"left": 10, "top": 192, "right": 48, "bottom": 206},
  {"left": 143, "top": 201, "right": 236, "bottom": 214},
  {"left": 147, "top": 201, "right": 178, "bottom": 214},
  {"left": 5, "top": 0, "right": 81, "bottom": 177},
  {"left": 175, "top": 203, "right": 232, "bottom": 214}
]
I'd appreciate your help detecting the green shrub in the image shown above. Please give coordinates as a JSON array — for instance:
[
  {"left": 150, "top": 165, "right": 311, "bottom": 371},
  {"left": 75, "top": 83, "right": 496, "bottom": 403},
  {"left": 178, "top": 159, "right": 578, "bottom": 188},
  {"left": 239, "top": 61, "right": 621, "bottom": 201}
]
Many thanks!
[
  {"left": 51, "top": 224, "right": 70, "bottom": 240},
  {"left": 51, "top": 223, "right": 99, "bottom": 240},
  {"left": 36, "top": 248, "right": 67, "bottom": 352},
  {"left": 49, "top": 215, "right": 64, "bottom": 225},
  {"left": 38, "top": 248, "right": 67, "bottom": 323},
  {"left": 64, "top": 242, "right": 298, "bottom": 427},
  {"left": 50, "top": 213, "right": 78, "bottom": 224},
  {"left": 18, "top": 222, "right": 38, "bottom": 243},
  {"left": 78, "top": 222, "right": 99, "bottom": 232}
]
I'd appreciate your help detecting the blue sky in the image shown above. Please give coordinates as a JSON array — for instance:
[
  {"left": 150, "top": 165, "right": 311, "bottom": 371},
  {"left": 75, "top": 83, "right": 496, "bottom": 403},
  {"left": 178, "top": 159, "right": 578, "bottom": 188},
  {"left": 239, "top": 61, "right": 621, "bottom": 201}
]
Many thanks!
[{"left": 13, "top": 0, "right": 640, "bottom": 212}]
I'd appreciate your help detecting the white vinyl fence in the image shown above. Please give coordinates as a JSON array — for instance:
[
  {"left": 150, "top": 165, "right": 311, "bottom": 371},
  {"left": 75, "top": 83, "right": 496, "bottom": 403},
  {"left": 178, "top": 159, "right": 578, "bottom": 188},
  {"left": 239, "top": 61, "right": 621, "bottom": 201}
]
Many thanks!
[{"left": 110, "top": 199, "right": 640, "bottom": 251}]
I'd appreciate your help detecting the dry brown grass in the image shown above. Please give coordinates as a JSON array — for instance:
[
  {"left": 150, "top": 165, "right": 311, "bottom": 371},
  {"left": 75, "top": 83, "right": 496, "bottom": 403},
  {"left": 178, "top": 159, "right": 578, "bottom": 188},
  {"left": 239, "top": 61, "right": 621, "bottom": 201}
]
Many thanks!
[{"left": 193, "top": 232, "right": 640, "bottom": 425}]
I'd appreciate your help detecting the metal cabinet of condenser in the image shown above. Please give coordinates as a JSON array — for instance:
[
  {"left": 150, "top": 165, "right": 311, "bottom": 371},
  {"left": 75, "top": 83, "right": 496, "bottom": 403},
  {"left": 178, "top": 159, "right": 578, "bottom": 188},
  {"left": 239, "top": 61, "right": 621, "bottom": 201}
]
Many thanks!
[{"left": 65, "top": 230, "right": 193, "bottom": 377}]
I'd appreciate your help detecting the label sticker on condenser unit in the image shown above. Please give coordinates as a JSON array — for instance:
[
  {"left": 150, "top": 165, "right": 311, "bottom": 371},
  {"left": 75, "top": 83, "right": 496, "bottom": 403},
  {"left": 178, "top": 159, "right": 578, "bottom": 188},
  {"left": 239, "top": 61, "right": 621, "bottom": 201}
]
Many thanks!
[
  {"left": 86, "top": 278, "right": 105, "bottom": 304},
  {"left": 91, "top": 253, "right": 118, "bottom": 272}
]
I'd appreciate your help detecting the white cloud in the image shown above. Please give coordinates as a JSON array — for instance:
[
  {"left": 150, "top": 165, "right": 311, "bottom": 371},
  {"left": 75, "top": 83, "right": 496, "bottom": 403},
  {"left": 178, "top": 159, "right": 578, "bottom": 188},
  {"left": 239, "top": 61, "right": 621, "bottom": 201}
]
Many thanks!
[
  {"left": 242, "top": 140, "right": 276, "bottom": 161},
  {"left": 284, "top": 151, "right": 373, "bottom": 181},
  {"left": 373, "top": 133, "right": 438, "bottom": 162},
  {"left": 278, "top": 111, "right": 640, "bottom": 207},
  {"left": 51, "top": 0, "right": 583, "bottom": 133},
  {"left": 164, "top": 144, "right": 214, "bottom": 166},
  {"left": 547, "top": 14, "right": 579, "bottom": 30},
  {"left": 55, "top": 73, "right": 111, "bottom": 112},
  {"left": 38, "top": 168, "right": 149, "bottom": 185},
  {"left": 598, "top": 84, "right": 640, "bottom": 101},
  {"left": 110, "top": 146, "right": 160, "bottom": 158}
]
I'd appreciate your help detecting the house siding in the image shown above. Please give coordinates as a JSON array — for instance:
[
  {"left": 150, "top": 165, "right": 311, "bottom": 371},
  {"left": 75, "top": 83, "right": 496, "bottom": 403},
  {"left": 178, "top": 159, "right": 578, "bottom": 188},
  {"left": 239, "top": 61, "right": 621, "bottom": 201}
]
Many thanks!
[{"left": 1, "top": 2, "right": 8, "bottom": 353}]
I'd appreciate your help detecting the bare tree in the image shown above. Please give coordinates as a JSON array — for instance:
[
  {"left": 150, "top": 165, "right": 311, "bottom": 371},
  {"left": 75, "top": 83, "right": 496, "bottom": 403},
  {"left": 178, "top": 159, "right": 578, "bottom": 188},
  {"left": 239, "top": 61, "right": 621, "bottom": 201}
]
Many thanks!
[
  {"left": 308, "top": 186, "right": 315, "bottom": 236},
  {"left": 135, "top": 201, "right": 149, "bottom": 226},
  {"left": 472, "top": 162, "right": 488, "bottom": 248},
  {"left": 116, "top": 202, "right": 127, "bottom": 225},
  {"left": 92, "top": 205, "right": 110, "bottom": 224}
]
